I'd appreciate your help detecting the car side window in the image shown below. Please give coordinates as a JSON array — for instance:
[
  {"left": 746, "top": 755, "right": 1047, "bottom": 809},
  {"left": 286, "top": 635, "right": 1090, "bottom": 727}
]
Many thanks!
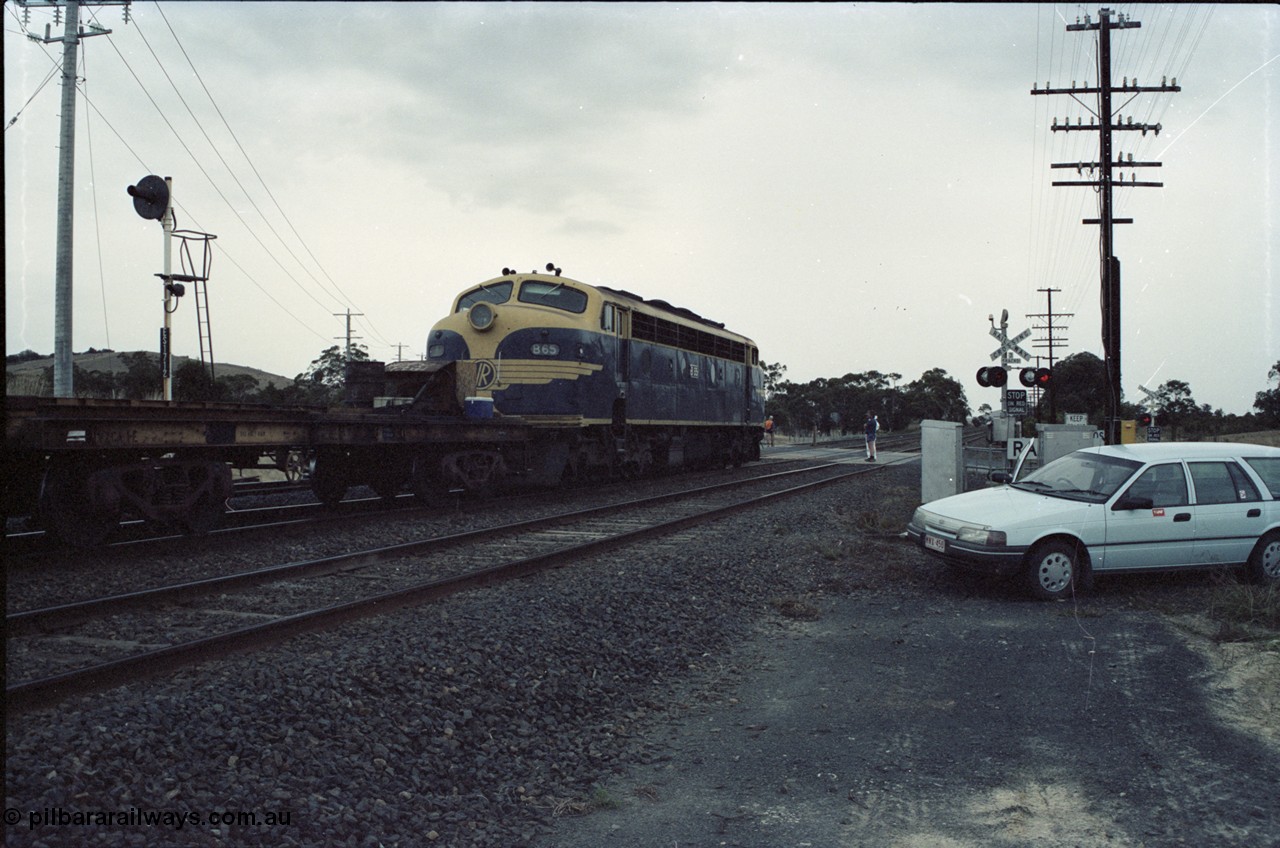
[
  {"left": 1124, "top": 463, "right": 1188, "bottom": 508},
  {"left": 1189, "top": 462, "right": 1260, "bottom": 504},
  {"left": 1242, "top": 457, "right": 1280, "bottom": 498}
]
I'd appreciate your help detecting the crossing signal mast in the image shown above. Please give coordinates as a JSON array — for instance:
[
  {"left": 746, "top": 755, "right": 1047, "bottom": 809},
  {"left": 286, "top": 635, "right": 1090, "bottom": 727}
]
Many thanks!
[{"left": 1031, "top": 7, "right": 1180, "bottom": 444}]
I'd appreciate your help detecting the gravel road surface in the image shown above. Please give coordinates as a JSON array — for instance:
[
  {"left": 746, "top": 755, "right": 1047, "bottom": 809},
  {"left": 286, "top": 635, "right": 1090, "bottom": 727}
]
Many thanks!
[{"left": 545, "top": 584, "right": 1279, "bottom": 847}]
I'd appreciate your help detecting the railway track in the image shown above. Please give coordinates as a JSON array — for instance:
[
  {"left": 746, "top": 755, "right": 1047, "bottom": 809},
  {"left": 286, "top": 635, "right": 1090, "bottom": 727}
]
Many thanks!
[
  {"left": 6, "top": 450, "right": 917, "bottom": 715},
  {"left": 5, "top": 432, "right": 922, "bottom": 556}
]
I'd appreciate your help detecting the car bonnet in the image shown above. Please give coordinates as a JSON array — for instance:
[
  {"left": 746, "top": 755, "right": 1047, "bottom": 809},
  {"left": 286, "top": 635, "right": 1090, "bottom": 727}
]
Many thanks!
[{"left": 919, "top": 485, "right": 1094, "bottom": 531}]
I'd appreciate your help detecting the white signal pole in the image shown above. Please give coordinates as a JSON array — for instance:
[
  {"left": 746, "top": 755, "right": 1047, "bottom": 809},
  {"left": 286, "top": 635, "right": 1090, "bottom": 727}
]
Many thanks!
[{"left": 23, "top": 0, "right": 129, "bottom": 396}]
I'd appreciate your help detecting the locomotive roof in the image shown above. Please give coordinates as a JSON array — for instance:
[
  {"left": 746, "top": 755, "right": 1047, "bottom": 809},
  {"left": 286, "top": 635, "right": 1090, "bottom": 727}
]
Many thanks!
[{"left": 475, "top": 272, "right": 755, "bottom": 344}]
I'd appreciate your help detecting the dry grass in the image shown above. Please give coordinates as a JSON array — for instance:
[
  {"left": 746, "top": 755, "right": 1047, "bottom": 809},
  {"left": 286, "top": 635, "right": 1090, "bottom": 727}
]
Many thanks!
[
  {"left": 551, "top": 787, "right": 620, "bottom": 817},
  {"left": 1208, "top": 580, "right": 1280, "bottom": 641}
]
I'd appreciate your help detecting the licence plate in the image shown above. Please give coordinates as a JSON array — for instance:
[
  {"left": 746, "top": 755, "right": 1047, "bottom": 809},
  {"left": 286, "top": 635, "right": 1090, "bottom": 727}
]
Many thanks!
[{"left": 924, "top": 534, "right": 946, "bottom": 553}]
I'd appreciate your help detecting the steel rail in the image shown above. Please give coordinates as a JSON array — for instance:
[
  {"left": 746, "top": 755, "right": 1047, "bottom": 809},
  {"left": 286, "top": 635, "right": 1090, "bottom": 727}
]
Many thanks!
[
  {"left": 5, "top": 456, "right": 912, "bottom": 716},
  {"left": 6, "top": 458, "right": 863, "bottom": 632}
]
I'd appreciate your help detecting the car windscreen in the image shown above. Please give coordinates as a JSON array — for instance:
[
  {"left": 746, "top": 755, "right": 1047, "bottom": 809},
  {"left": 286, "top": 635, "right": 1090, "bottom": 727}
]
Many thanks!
[
  {"left": 518, "top": 281, "right": 588, "bottom": 313},
  {"left": 1012, "top": 451, "right": 1142, "bottom": 503},
  {"left": 456, "top": 282, "right": 513, "bottom": 312}
]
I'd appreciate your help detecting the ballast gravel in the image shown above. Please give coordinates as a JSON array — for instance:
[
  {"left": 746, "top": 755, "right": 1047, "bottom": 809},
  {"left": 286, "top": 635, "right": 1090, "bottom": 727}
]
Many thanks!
[{"left": 5, "top": 456, "right": 907, "bottom": 847}]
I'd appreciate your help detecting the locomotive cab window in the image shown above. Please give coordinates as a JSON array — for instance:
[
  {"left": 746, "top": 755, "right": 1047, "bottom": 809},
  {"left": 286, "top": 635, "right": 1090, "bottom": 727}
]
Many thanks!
[
  {"left": 456, "top": 282, "right": 513, "bottom": 312},
  {"left": 601, "top": 303, "right": 616, "bottom": 331},
  {"left": 519, "top": 282, "right": 588, "bottom": 314}
]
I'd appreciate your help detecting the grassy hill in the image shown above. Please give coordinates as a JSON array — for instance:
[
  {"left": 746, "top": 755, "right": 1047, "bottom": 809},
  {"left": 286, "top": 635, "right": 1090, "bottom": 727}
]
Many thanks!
[{"left": 5, "top": 350, "right": 293, "bottom": 397}]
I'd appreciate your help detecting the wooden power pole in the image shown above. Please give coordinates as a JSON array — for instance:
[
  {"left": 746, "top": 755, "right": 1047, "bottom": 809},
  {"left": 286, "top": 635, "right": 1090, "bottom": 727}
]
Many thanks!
[{"left": 1031, "top": 7, "right": 1180, "bottom": 443}]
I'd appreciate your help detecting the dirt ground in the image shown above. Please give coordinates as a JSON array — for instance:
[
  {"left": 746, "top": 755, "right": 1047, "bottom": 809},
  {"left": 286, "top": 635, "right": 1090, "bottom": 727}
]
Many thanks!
[{"left": 542, "top": 469, "right": 1280, "bottom": 848}]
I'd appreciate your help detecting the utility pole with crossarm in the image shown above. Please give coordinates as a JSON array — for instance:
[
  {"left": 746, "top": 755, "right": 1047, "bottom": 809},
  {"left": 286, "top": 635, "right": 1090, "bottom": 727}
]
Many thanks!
[
  {"left": 1031, "top": 7, "right": 1180, "bottom": 444},
  {"left": 19, "top": 0, "right": 132, "bottom": 397}
]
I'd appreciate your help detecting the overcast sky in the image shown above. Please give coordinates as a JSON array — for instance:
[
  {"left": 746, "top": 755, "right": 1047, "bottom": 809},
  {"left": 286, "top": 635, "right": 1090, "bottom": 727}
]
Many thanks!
[{"left": 5, "top": 2, "right": 1277, "bottom": 415}]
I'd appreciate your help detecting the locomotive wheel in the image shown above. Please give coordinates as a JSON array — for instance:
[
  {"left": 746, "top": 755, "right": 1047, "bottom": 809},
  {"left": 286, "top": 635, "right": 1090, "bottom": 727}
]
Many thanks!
[{"left": 39, "top": 465, "right": 120, "bottom": 548}]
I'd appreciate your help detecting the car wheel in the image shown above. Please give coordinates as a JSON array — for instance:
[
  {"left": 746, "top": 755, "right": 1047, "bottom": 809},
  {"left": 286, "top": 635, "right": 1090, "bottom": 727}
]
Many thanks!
[
  {"left": 1025, "top": 539, "right": 1080, "bottom": 601},
  {"left": 1246, "top": 530, "right": 1280, "bottom": 584}
]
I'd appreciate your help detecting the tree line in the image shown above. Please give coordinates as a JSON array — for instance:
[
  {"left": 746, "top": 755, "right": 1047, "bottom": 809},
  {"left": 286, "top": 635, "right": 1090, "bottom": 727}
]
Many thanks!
[
  {"left": 761, "top": 364, "right": 969, "bottom": 436},
  {"left": 5, "top": 345, "right": 369, "bottom": 407},
  {"left": 763, "top": 352, "right": 1280, "bottom": 438},
  {"left": 9, "top": 346, "right": 1280, "bottom": 437}
]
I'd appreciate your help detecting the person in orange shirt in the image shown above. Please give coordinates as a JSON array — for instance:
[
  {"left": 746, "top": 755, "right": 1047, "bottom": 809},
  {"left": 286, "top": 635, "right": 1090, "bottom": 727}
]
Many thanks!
[{"left": 764, "top": 415, "right": 775, "bottom": 447}]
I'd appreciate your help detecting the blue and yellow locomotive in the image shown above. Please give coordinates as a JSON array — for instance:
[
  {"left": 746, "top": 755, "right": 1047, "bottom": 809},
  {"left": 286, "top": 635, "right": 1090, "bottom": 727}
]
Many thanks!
[{"left": 392, "top": 264, "right": 765, "bottom": 488}]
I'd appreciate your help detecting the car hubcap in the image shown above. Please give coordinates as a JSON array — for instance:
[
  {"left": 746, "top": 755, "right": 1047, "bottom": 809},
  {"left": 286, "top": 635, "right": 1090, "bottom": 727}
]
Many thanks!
[
  {"left": 1038, "top": 552, "right": 1072, "bottom": 592},
  {"left": 1263, "top": 540, "right": 1280, "bottom": 579}
]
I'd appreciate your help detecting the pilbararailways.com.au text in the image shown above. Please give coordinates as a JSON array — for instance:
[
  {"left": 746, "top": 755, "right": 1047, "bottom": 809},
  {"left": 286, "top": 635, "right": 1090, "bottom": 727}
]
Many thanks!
[{"left": 6, "top": 806, "right": 293, "bottom": 831}]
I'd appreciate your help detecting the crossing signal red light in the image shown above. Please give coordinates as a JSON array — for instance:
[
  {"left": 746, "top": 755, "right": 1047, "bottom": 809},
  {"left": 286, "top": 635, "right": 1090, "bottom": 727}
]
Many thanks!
[
  {"left": 1138, "top": 411, "right": 1153, "bottom": 427},
  {"left": 976, "top": 367, "right": 1008, "bottom": 388},
  {"left": 1019, "top": 367, "right": 1052, "bottom": 388}
]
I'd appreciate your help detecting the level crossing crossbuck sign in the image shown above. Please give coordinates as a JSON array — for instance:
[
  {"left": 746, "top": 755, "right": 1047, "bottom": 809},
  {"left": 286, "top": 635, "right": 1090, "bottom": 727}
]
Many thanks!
[{"left": 989, "top": 326, "right": 1032, "bottom": 363}]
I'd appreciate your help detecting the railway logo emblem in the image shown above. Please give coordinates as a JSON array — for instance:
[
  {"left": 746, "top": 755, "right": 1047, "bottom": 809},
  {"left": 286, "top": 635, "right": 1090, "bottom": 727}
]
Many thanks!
[
  {"left": 466, "top": 358, "right": 603, "bottom": 392},
  {"left": 475, "top": 360, "right": 499, "bottom": 390}
]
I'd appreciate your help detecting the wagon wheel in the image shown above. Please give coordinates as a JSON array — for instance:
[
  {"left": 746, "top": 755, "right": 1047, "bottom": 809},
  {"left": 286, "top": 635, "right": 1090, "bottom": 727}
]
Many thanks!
[
  {"left": 283, "top": 449, "right": 307, "bottom": 483},
  {"left": 410, "top": 454, "right": 450, "bottom": 502},
  {"left": 369, "top": 474, "right": 404, "bottom": 503},
  {"left": 39, "top": 465, "right": 120, "bottom": 548},
  {"left": 309, "top": 453, "right": 351, "bottom": 508},
  {"left": 181, "top": 462, "right": 232, "bottom": 535},
  {"left": 459, "top": 453, "right": 500, "bottom": 499},
  {"left": 182, "top": 492, "right": 225, "bottom": 535}
]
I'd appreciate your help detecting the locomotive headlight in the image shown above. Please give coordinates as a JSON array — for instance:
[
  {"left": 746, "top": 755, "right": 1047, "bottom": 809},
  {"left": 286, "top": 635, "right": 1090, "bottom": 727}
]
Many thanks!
[
  {"left": 531, "top": 343, "right": 560, "bottom": 356},
  {"left": 468, "top": 303, "right": 497, "bottom": 331},
  {"left": 428, "top": 344, "right": 445, "bottom": 359}
]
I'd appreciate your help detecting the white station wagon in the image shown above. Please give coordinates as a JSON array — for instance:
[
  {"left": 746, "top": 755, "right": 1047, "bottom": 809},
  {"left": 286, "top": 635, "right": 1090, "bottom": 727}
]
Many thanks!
[{"left": 907, "top": 443, "right": 1280, "bottom": 599}]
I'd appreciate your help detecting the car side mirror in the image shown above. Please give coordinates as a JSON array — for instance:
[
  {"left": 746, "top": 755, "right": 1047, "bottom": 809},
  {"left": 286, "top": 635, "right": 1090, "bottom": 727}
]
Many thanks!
[
  {"left": 989, "top": 471, "right": 1012, "bottom": 484},
  {"left": 1112, "top": 494, "right": 1154, "bottom": 511}
]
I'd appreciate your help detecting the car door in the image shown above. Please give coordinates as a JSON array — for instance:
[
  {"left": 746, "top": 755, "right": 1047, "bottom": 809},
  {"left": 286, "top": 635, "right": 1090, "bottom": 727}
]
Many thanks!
[
  {"left": 1102, "top": 462, "right": 1197, "bottom": 570},
  {"left": 1187, "top": 460, "right": 1265, "bottom": 564}
]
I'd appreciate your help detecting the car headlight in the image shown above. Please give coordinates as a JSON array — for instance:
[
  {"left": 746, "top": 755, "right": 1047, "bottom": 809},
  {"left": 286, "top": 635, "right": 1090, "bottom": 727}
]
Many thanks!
[
  {"left": 956, "top": 527, "right": 1007, "bottom": 546},
  {"left": 468, "top": 303, "right": 497, "bottom": 331}
]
